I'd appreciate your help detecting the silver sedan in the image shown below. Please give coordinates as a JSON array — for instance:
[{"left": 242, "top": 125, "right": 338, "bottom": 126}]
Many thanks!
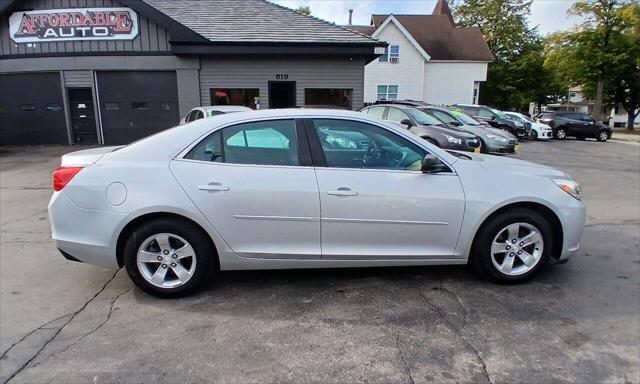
[{"left": 48, "top": 109, "right": 585, "bottom": 297}]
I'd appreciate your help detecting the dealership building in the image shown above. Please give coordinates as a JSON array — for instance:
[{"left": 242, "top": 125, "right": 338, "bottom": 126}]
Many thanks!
[{"left": 0, "top": 0, "right": 384, "bottom": 145}]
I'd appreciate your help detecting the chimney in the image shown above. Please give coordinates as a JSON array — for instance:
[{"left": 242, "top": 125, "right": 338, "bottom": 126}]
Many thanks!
[{"left": 348, "top": 9, "right": 353, "bottom": 25}]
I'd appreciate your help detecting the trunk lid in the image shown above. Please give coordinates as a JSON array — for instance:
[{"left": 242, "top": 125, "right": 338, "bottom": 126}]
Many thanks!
[{"left": 60, "top": 146, "right": 124, "bottom": 166}]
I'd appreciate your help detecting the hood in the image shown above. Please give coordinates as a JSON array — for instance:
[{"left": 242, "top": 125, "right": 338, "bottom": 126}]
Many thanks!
[
  {"left": 60, "top": 146, "right": 124, "bottom": 166},
  {"left": 462, "top": 152, "right": 568, "bottom": 178},
  {"left": 418, "top": 124, "right": 477, "bottom": 139}
]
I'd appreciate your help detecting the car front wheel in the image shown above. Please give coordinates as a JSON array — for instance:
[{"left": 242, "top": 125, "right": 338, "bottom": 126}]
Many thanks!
[
  {"left": 472, "top": 208, "right": 552, "bottom": 283},
  {"left": 597, "top": 130, "right": 609, "bottom": 142},
  {"left": 123, "top": 218, "right": 216, "bottom": 298},
  {"left": 555, "top": 127, "right": 567, "bottom": 140}
]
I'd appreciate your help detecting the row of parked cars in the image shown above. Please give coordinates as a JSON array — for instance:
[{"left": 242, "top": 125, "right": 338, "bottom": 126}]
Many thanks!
[{"left": 180, "top": 101, "right": 613, "bottom": 156}]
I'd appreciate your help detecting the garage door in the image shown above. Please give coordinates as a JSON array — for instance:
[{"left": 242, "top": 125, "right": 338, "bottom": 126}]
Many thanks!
[
  {"left": 96, "top": 71, "right": 179, "bottom": 145},
  {"left": 0, "top": 73, "right": 68, "bottom": 145}
]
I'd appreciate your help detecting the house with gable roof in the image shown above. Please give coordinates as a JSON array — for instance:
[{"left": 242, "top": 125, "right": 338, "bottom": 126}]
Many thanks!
[{"left": 349, "top": 0, "right": 494, "bottom": 105}]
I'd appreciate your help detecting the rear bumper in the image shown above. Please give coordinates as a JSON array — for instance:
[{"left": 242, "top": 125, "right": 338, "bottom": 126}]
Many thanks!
[{"left": 48, "top": 191, "right": 124, "bottom": 268}]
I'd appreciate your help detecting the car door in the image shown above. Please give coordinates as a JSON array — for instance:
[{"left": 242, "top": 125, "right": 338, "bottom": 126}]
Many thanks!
[
  {"left": 307, "top": 118, "right": 465, "bottom": 259},
  {"left": 579, "top": 114, "right": 599, "bottom": 136},
  {"left": 170, "top": 118, "right": 321, "bottom": 259}
]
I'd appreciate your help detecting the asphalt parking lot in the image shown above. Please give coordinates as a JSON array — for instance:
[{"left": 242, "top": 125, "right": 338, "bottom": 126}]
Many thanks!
[{"left": 1, "top": 137, "right": 639, "bottom": 384}]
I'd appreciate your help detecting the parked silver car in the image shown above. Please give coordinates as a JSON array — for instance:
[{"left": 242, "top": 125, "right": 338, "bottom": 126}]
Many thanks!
[{"left": 49, "top": 109, "right": 585, "bottom": 297}]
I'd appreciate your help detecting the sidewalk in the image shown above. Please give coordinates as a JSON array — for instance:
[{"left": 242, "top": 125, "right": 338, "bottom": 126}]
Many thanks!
[{"left": 611, "top": 129, "right": 640, "bottom": 143}]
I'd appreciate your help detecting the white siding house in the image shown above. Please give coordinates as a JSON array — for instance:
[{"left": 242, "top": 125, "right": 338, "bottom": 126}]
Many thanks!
[{"left": 351, "top": 0, "right": 493, "bottom": 105}]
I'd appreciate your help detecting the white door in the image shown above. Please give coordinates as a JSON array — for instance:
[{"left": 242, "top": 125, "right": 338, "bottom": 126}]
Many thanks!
[
  {"left": 309, "top": 118, "right": 465, "bottom": 259},
  {"left": 171, "top": 119, "right": 321, "bottom": 259}
]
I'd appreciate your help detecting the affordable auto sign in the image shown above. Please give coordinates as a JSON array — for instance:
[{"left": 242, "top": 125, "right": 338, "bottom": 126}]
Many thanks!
[{"left": 9, "top": 8, "right": 139, "bottom": 42}]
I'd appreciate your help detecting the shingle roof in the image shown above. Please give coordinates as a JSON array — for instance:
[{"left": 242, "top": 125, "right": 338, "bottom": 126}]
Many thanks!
[
  {"left": 142, "top": 0, "right": 381, "bottom": 45},
  {"left": 367, "top": 14, "right": 494, "bottom": 62}
]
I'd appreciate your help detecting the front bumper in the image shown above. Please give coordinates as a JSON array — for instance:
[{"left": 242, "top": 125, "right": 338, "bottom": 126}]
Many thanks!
[
  {"left": 556, "top": 196, "right": 586, "bottom": 262},
  {"left": 485, "top": 140, "right": 517, "bottom": 154},
  {"left": 442, "top": 138, "right": 480, "bottom": 153}
]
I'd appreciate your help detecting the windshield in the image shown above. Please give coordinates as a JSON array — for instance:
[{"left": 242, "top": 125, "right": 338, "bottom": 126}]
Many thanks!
[
  {"left": 449, "top": 110, "right": 481, "bottom": 125},
  {"left": 408, "top": 109, "right": 445, "bottom": 126},
  {"left": 490, "top": 108, "right": 508, "bottom": 119},
  {"left": 508, "top": 112, "right": 533, "bottom": 123}
]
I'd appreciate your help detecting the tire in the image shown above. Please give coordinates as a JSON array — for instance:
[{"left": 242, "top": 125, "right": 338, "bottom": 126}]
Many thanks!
[
  {"left": 123, "top": 218, "right": 216, "bottom": 298},
  {"left": 555, "top": 127, "right": 567, "bottom": 140},
  {"left": 597, "top": 130, "right": 609, "bottom": 142},
  {"left": 471, "top": 208, "right": 553, "bottom": 283},
  {"left": 531, "top": 130, "right": 538, "bottom": 140}
]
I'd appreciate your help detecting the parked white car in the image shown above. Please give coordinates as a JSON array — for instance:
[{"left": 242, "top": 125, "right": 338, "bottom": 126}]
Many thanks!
[
  {"left": 49, "top": 109, "right": 585, "bottom": 297},
  {"left": 504, "top": 111, "right": 553, "bottom": 140},
  {"left": 179, "top": 105, "right": 252, "bottom": 125}
]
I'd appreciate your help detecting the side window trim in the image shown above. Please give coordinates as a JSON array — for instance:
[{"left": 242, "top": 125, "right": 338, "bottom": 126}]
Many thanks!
[
  {"left": 181, "top": 118, "right": 312, "bottom": 168},
  {"left": 304, "top": 118, "right": 435, "bottom": 172}
]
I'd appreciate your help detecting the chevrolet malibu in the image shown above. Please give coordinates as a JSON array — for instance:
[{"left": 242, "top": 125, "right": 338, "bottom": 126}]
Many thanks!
[{"left": 49, "top": 109, "right": 585, "bottom": 298}]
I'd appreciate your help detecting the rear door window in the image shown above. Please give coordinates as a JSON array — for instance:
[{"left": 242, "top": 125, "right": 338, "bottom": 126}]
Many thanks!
[
  {"left": 366, "top": 106, "right": 386, "bottom": 119},
  {"left": 185, "top": 120, "right": 299, "bottom": 166}
]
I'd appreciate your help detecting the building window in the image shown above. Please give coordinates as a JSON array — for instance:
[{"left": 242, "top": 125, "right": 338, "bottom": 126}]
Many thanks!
[
  {"left": 379, "top": 45, "right": 399, "bottom": 63},
  {"left": 304, "top": 89, "right": 353, "bottom": 109},
  {"left": 160, "top": 102, "right": 174, "bottom": 111},
  {"left": 132, "top": 102, "right": 148, "bottom": 111},
  {"left": 472, "top": 82, "right": 480, "bottom": 104},
  {"left": 104, "top": 102, "right": 120, "bottom": 111},
  {"left": 377, "top": 85, "right": 398, "bottom": 101},
  {"left": 46, "top": 103, "right": 63, "bottom": 112},
  {"left": 211, "top": 88, "right": 259, "bottom": 109},
  {"left": 389, "top": 45, "right": 400, "bottom": 63}
]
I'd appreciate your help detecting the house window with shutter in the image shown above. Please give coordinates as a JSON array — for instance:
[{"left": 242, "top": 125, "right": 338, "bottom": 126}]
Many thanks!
[{"left": 389, "top": 45, "right": 400, "bottom": 63}]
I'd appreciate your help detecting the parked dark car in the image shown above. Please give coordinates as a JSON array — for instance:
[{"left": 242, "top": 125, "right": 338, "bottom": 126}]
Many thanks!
[
  {"left": 421, "top": 106, "right": 519, "bottom": 155},
  {"left": 453, "top": 104, "right": 529, "bottom": 139},
  {"left": 360, "top": 104, "right": 481, "bottom": 152},
  {"left": 536, "top": 111, "right": 612, "bottom": 141}
]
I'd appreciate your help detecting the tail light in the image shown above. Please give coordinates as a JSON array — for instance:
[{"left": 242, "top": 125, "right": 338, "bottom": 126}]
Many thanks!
[{"left": 52, "top": 166, "right": 83, "bottom": 191}]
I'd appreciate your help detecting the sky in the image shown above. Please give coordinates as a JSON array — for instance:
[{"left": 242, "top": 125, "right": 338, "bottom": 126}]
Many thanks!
[{"left": 271, "top": 0, "right": 585, "bottom": 35}]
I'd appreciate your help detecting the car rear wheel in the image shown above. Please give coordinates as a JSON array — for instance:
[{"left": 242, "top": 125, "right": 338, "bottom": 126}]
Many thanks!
[
  {"left": 123, "top": 218, "right": 215, "bottom": 298},
  {"left": 555, "top": 127, "right": 567, "bottom": 140},
  {"left": 472, "top": 208, "right": 552, "bottom": 283},
  {"left": 597, "top": 130, "right": 609, "bottom": 142}
]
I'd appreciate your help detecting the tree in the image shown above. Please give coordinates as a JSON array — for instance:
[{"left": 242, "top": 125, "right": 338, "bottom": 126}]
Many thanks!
[
  {"left": 297, "top": 5, "right": 311, "bottom": 16},
  {"left": 453, "top": 0, "right": 557, "bottom": 111},
  {"left": 545, "top": 0, "right": 640, "bottom": 127}
]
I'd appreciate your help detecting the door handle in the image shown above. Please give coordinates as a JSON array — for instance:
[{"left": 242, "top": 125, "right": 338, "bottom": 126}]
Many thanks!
[
  {"left": 327, "top": 187, "right": 358, "bottom": 197},
  {"left": 197, "top": 183, "right": 229, "bottom": 192}
]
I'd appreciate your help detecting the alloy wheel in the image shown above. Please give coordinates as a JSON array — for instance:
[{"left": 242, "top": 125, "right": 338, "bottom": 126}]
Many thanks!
[
  {"left": 136, "top": 233, "right": 197, "bottom": 288},
  {"left": 490, "top": 222, "right": 544, "bottom": 276},
  {"left": 556, "top": 129, "right": 566, "bottom": 139},
  {"left": 599, "top": 131, "right": 608, "bottom": 141}
]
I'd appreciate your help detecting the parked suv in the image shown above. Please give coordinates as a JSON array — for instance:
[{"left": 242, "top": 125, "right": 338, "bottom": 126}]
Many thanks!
[
  {"left": 454, "top": 104, "right": 528, "bottom": 139},
  {"left": 536, "top": 111, "right": 612, "bottom": 142},
  {"left": 361, "top": 104, "right": 481, "bottom": 152}
]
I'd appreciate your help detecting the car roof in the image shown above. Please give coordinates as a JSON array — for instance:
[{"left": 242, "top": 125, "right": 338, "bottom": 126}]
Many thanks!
[
  {"left": 198, "top": 105, "right": 253, "bottom": 112},
  {"left": 366, "top": 104, "right": 413, "bottom": 110}
]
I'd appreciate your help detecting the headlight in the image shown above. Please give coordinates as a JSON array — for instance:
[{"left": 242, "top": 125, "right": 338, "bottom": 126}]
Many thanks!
[
  {"left": 486, "top": 134, "right": 508, "bottom": 143},
  {"left": 553, "top": 178, "right": 582, "bottom": 200},
  {"left": 443, "top": 134, "right": 462, "bottom": 145}
]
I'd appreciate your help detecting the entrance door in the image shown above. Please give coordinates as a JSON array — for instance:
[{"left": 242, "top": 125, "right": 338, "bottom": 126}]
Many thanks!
[
  {"left": 68, "top": 88, "right": 98, "bottom": 145},
  {"left": 97, "top": 71, "right": 179, "bottom": 145},
  {"left": 269, "top": 81, "right": 296, "bottom": 109}
]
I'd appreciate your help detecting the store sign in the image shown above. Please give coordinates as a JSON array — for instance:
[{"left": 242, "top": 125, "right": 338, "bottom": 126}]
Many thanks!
[{"left": 9, "top": 7, "right": 139, "bottom": 43}]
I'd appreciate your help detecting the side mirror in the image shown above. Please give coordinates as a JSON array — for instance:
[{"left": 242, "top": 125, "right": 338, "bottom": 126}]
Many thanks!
[
  {"left": 400, "top": 119, "right": 414, "bottom": 127},
  {"left": 421, "top": 154, "right": 448, "bottom": 174}
]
